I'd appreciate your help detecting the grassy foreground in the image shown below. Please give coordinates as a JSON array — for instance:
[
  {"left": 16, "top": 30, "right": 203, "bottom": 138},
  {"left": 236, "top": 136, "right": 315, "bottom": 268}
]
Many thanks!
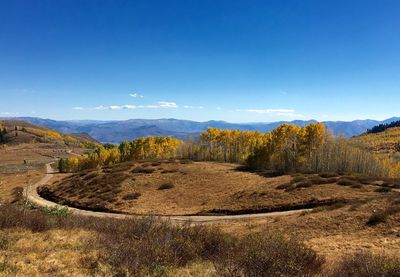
[{"left": 1, "top": 204, "right": 399, "bottom": 277}]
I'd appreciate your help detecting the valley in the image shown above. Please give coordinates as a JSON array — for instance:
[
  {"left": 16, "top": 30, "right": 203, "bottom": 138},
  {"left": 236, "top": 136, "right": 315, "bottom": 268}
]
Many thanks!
[{"left": 1, "top": 119, "right": 400, "bottom": 276}]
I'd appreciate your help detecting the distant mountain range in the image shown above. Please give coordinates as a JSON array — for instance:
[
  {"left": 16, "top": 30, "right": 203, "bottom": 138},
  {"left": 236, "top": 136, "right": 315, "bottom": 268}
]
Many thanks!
[{"left": 3, "top": 116, "right": 400, "bottom": 144}]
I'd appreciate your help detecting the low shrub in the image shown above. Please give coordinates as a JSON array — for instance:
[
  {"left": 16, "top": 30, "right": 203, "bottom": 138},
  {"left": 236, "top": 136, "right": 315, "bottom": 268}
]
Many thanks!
[
  {"left": 291, "top": 176, "right": 307, "bottom": 184},
  {"left": 158, "top": 182, "right": 174, "bottom": 190},
  {"left": 318, "top": 172, "right": 339, "bottom": 178},
  {"left": 132, "top": 167, "right": 155, "bottom": 174},
  {"left": 213, "top": 232, "right": 324, "bottom": 277},
  {"left": 0, "top": 234, "right": 10, "bottom": 250},
  {"left": 276, "top": 183, "right": 293, "bottom": 190},
  {"left": 95, "top": 218, "right": 229, "bottom": 276},
  {"left": 351, "top": 183, "right": 363, "bottom": 189},
  {"left": 337, "top": 178, "right": 359, "bottom": 187},
  {"left": 330, "top": 252, "right": 400, "bottom": 277},
  {"left": 367, "top": 210, "right": 389, "bottom": 226},
  {"left": 375, "top": 187, "right": 392, "bottom": 193},
  {"left": 161, "top": 169, "right": 178, "bottom": 174},
  {"left": 122, "top": 192, "right": 141, "bottom": 200},
  {"left": 0, "top": 205, "right": 49, "bottom": 232},
  {"left": 310, "top": 176, "right": 331, "bottom": 185},
  {"left": 296, "top": 180, "right": 313, "bottom": 188},
  {"left": 179, "top": 159, "right": 193, "bottom": 164},
  {"left": 0, "top": 204, "right": 327, "bottom": 276},
  {"left": 43, "top": 205, "right": 72, "bottom": 219}
]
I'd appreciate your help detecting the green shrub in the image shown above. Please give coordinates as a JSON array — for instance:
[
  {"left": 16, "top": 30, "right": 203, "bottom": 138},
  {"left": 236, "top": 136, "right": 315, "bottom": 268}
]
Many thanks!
[{"left": 43, "top": 206, "right": 72, "bottom": 219}]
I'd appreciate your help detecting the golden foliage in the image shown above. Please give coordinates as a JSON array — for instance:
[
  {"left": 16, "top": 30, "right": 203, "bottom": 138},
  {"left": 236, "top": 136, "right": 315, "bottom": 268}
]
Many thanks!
[{"left": 61, "top": 136, "right": 182, "bottom": 172}]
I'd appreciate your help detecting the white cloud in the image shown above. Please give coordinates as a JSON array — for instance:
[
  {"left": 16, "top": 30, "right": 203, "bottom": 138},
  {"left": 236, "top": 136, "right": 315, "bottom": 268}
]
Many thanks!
[
  {"left": 238, "top": 108, "right": 303, "bottom": 118},
  {"left": 129, "top": 93, "right": 144, "bottom": 98},
  {"left": 158, "top": 101, "right": 178, "bottom": 108},
  {"left": 0, "top": 112, "right": 19, "bottom": 116},
  {"left": 82, "top": 102, "right": 179, "bottom": 111},
  {"left": 183, "top": 105, "right": 204, "bottom": 109}
]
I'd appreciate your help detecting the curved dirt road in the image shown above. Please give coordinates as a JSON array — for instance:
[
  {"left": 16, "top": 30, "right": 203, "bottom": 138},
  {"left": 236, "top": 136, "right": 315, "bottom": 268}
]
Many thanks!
[{"left": 25, "top": 163, "right": 316, "bottom": 224}]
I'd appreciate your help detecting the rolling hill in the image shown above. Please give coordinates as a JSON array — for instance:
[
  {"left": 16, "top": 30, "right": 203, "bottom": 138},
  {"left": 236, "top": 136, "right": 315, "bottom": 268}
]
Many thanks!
[{"left": 0, "top": 119, "right": 98, "bottom": 147}]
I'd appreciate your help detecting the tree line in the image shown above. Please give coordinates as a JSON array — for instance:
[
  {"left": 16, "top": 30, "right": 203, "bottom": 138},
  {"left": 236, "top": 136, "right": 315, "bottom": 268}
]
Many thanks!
[
  {"left": 59, "top": 123, "right": 399, "bottom": 178},
  {"left": 59, "top": 136, "right": 182, "bottom": 172},
  {"left": 367, "top": 120, "right": 400, "bottom": 134}
]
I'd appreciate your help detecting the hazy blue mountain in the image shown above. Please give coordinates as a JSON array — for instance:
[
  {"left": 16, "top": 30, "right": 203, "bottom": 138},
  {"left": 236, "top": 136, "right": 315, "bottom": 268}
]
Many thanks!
[{"left": 6, "top": 116, "right": 400, "bottom": 144}]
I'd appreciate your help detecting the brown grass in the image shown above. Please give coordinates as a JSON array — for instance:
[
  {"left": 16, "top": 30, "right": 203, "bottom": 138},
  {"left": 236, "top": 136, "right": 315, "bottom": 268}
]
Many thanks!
[
  {"left": 42, "top": 161, "right": 383, "bottom": 216},
  {"left": 330, "top": 252, "right": 400, "bottom": 277}
]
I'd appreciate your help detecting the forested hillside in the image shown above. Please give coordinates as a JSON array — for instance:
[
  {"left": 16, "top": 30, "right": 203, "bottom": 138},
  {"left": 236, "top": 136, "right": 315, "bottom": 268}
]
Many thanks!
[{"left": 367, "top": 120, "right": 400, "bottom": 134}]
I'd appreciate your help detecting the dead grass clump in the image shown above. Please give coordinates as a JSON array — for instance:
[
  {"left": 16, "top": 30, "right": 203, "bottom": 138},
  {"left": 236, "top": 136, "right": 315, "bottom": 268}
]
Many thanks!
[
  {"left": 310, "top": 176, "right": 328, "bottom": 185},
  {"left": 10, "top": 186, "right": 23, "bottom": 203},
  {"left": 213, "top": 232, "right": 324, "bottom": 277},
  {"left": 132, "top": 167, "right": 156, "bottom": 174},
  {"left": 296, "top": 180, "right": 313, "bottom": 188},
  {"left": 291, "top": 176, "right": 307, "bottom": 184},
  {"left": 82, "top": 171, "right": 99, "bottom": 181},
  {"left": 179, "top": 159, "right": 193, "bottom": 164},
  {"left": 367, "top": 206, "right": 400, "bottom": 226},
  {"left": 122, "top": 192, "right": 141, "bottom": 200},
  {"left": 276, "top": 183, "right": 293, "bottom": 190},
  {"left": 158, "top": 183, "right": 174, "bottom": 190},
  {"left": 337, "top": 178, "right": 360, "bottom": 187},
  {"left": 0, "top": 234, "right": 11, "bottom": 250},
  {"left": 318, "top": 172, "right": 339, "bottom": 178},
  {"left": 375, "top": 187, "right": 392, "bottom": 193},
  {"left": 330, "top": 252, "right": 400, "bottom": 277},
  {"left": 367, "top": 211, "right": 389, "bottom": 226},
  {"left": 161, "top": 169, "right": 178, "bottom": 174}
]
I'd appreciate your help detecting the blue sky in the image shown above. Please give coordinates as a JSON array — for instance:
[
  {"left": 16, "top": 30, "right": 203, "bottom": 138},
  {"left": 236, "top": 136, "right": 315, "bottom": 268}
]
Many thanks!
[{"left": 1, "top": 0, "right": 400, "bottom": 122}]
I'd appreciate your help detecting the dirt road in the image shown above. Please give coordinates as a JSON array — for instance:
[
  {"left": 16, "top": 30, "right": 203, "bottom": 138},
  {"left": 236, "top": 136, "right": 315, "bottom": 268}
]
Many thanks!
[{"left": 25, "top": 163, "right": 316, "bottom": 223}]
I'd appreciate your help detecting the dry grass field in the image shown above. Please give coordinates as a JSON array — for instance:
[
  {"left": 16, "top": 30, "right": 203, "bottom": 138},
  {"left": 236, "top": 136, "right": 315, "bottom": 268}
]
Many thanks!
[
  {"left": 42, "top": 160, "right": 398, "bottom": 216},
  {"left": 1, "top": 133, "right": 400, "bottom": 276},
  {"left": 35, "top": 160, "right": 400, "bottom": 266},
  {"left": 0, "top": 142, "right": 88, "bottom": 204}
]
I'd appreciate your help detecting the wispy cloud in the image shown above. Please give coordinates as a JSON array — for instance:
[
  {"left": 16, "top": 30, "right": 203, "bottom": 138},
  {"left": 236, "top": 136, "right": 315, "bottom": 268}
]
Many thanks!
[
  {"left": 129, "top": 93, "right": 144, "bottom": 98},
  {"left": 75, "top": 102, "right": 179, "bottom": 111},
  {"left": 158, "top": 101, "right": 178, "bottom": 108},
  {"left": 238, "top": 108, "right": 303, "bottom": 118},
  {"left": 0, "top": 112, "right": 19, "bottom": 116},
  {"left": 183, "top": 105, "right": 204, "bottom": 109}
]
